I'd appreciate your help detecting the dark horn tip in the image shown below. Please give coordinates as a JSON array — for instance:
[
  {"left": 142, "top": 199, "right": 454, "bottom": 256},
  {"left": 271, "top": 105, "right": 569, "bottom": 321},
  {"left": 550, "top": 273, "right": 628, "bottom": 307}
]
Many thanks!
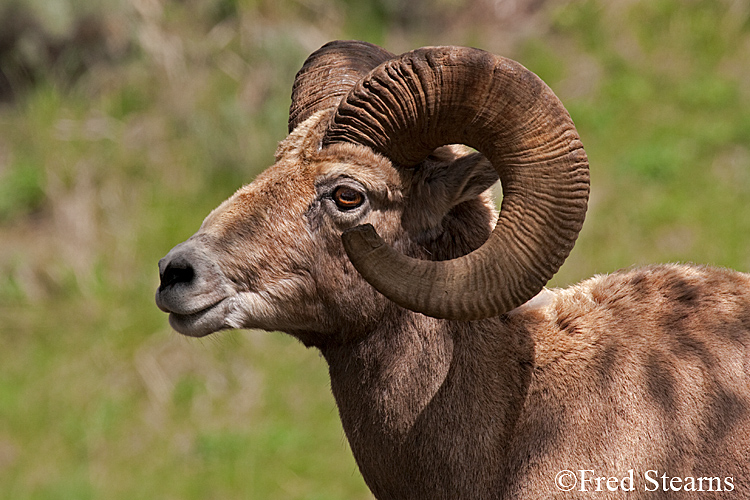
[{"left": 342, "top": 224, "right": 384, "bottom": 255}]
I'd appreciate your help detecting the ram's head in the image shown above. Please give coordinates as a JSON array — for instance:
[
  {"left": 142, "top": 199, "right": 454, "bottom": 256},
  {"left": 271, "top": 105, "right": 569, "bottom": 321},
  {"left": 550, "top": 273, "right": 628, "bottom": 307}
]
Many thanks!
[{"left": 155, "top": 41, "right": 589, "bottom": 346}]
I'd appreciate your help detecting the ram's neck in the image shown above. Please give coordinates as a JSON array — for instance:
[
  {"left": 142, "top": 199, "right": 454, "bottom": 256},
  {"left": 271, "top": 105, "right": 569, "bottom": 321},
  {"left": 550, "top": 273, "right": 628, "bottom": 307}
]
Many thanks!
[{"left": 321, "top": 311, "right": 535, "bottom": 499}]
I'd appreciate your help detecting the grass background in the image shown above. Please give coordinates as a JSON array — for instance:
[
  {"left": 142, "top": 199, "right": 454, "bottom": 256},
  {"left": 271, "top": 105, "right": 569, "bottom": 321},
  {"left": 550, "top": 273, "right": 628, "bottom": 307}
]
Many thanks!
[{"left": 0, "top": 0, "right": 748, "bottom": 498}]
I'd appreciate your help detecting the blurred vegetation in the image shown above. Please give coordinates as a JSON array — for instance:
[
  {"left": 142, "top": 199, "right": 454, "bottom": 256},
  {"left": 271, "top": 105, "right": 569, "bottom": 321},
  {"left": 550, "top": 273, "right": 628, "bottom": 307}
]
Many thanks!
[{"left": 0, "top": 0, "right": 748, "bottom": 498}]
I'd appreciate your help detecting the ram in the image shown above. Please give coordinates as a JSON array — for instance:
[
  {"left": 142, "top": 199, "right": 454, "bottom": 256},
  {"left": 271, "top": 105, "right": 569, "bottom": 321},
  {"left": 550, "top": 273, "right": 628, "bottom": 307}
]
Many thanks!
[{"left": 155, "top": 41, "right": 750, "bottom": 499}]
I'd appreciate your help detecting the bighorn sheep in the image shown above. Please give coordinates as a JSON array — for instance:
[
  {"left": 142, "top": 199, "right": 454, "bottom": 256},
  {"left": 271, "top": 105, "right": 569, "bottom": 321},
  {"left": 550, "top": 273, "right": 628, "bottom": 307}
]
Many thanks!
[{"left": 155, "top": 41, "right": 750, "bottom": 499}]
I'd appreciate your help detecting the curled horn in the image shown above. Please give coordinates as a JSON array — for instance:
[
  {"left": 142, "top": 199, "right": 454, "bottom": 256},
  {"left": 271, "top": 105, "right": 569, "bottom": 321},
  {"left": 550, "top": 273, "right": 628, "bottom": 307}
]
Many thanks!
[
  {"left": 288, "top": 40, "right": 394, "bottom": 133},
  {"left": 324, "top": 46, "right": 590, "bottom": 320}
]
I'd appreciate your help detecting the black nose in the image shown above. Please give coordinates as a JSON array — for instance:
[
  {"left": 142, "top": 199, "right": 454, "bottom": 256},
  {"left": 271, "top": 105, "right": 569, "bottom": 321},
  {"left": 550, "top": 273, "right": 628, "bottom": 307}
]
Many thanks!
[{"left": 159, "top": 255, "right": 195, "bottom": 290}]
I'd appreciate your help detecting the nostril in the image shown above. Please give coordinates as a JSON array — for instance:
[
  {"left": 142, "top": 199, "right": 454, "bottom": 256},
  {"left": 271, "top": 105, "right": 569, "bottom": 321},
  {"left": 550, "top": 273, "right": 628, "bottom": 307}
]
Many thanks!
[{"left": 159, "top": 259, "right": 195, "bottom": 289}]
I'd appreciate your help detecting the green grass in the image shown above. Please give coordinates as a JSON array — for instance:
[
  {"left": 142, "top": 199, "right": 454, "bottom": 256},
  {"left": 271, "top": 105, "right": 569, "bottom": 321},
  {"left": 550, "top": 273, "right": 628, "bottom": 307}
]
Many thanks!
[{"left": 0, "top": 0, "right": 749, "bottom": 498}]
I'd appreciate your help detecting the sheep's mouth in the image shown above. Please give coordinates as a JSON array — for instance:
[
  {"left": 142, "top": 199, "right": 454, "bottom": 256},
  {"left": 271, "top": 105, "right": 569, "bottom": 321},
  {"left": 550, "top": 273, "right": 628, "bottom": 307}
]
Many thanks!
[{"left": 167, "top": 298, "right": 229, "bottom": 337}]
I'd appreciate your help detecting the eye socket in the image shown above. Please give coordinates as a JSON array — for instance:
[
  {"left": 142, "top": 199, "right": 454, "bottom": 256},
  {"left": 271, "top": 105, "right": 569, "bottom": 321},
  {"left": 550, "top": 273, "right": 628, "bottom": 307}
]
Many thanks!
[{"left": 332, "top": 185, "right": 365, "bottom": 210}]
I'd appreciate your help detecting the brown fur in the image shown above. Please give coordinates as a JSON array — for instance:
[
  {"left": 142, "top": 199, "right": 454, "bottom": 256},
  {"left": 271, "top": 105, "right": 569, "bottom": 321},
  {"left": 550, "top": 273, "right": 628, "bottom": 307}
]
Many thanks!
[{"left": 157, "top": 111, "right": 750, "bottom": 499}]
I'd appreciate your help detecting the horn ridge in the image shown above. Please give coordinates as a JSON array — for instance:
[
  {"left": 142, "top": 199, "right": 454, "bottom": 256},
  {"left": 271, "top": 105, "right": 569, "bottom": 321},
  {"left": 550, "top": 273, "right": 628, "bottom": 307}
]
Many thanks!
[
  {"left": 288, "top": 40, "right": 394, "bottom": 133},
  {"left": 329, "top": 46, "right": 589, "bottom": 320}
]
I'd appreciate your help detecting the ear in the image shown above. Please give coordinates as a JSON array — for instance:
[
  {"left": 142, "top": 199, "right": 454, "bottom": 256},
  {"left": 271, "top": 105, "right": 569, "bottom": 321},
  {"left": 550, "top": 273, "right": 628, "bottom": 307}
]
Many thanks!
[
  {"left": 424, "top": 145, "right": 499, "bottom": 206},
  {"left": 403, "top": 145, "right": 499, "bottom": 240}
]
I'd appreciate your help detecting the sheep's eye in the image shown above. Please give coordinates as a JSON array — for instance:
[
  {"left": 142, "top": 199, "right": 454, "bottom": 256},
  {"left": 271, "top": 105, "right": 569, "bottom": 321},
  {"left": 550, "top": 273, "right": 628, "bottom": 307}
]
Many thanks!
[{"left": 332, "top": 186, "right": 364, "bottom": 210}]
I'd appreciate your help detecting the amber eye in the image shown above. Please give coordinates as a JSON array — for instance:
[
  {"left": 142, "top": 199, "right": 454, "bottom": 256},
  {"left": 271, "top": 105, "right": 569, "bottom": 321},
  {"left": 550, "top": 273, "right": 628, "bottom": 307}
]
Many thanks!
[{"left": 332, "top": 186, "right": 365, "bottom": 210}]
